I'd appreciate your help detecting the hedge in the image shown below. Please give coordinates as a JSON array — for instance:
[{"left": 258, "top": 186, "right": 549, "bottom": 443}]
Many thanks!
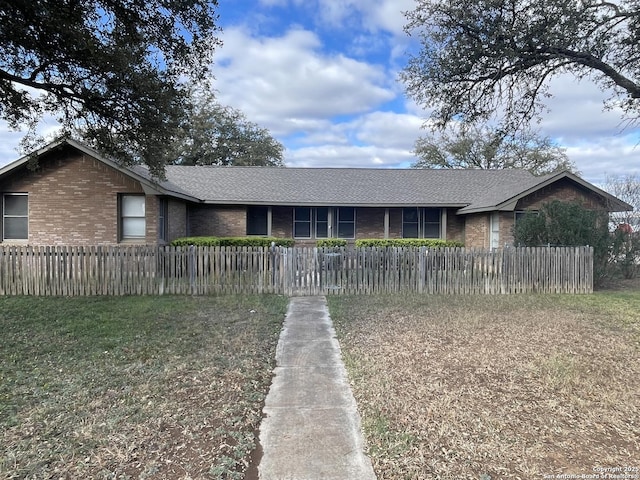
[
  {"left": 355, "top": 239, "right": 464, "bottom": 248},
  {"left": 170, "top": 237, "right": 295, "bottom": 247},
  {"left": 316, "top": 239, "right": 348, "bottom": 248}
]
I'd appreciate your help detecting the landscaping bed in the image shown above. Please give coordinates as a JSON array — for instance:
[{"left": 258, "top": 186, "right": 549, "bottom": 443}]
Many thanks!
[
  {"left": 329, "top": 291, "right": 640, "bottom": 479},
  {"left": 0, "top": 295, "right": 287, "bottom": 479}
]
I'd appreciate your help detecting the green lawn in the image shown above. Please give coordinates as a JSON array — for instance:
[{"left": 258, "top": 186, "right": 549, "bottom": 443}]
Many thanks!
[
  {"left": 0, "top": 295, "right": 288, "bottom": 479},
  {"left": 329, "top": 291, "right": 640, "bottom": 480}
]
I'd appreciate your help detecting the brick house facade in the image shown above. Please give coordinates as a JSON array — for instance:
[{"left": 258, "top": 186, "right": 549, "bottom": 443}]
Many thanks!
[{"left": 0, "top": 139, "right": 631, "bottom": 247}]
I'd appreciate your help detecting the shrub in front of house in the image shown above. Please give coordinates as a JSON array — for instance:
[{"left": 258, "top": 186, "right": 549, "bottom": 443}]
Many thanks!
[
  {"left": 170, "top": 237, "right": 221, "bottom": 246},
  {"left": 170, "top": 237, "right": 295, "bottom": 247},
  {"left": 316, "top": 239, "right": 348, "bottom": 248},
  {"left": 355, "top": 239, "right": 464, "bottom": 248}
]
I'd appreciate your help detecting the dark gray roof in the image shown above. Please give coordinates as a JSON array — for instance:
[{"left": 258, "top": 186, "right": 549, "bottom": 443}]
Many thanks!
[
  {"left": 3, "top": 139, "right": 630, "bottom": 213},
  {"left": 163, "top": 166, "right": 541, "bottom": 209}
]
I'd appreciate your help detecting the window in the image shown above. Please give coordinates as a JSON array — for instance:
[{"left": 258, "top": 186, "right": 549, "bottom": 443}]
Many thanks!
[
  {"left": 294, "top": 207, "right": 312, "bottom": 238},
  {"left": 337, "top": 207, "right": 355, "bottom": 238},
  {"left": 120, "top": 195, "right": 146, "bottom": 240},
  {"left": 402, "top": 208, "right": 419, "bottom": 238},
  {"left": 402, "top": 208, "right": 441, "bottom": 238},
  {"left": 158, "top": 198, "right": 168, "bottom": 242},
  {"left": 293, "top": 207, "right": 356, "bottom": 239},
  {"left": 515, "top": 210, "right": 537, "bottom": 225},
  {"left": 3, "top": 193, "right": 28, "bottom": 241},
  {"left": 247, "top": 206, "right": 269, "bottom": 236},
  {"left": 423, "top": 208, "right": 441, "bottom": 238},
  {"left": 315, "top": 207, "right": 329, "bottom": 238}
]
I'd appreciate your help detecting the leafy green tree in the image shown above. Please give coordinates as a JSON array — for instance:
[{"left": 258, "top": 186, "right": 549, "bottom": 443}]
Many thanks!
[
  {"left": 0, "top": 0, "right": 221, "bottom": 176},
  {"left": 170, "top": 93, "right": 284, "bottom": 167},
  {"left": 412, "top": 124, "right": 575, "bottom": 174},
  {"left": 402, "top": 0, "right": 640, "bottom": 132},
  {"left": 514, "top": 201, "right": 612, "bottom": 284}
]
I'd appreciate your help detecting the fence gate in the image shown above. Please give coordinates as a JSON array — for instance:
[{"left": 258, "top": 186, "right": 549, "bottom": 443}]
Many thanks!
[{"left": 282, "top": 247, "right": 317, "bottom": 295}]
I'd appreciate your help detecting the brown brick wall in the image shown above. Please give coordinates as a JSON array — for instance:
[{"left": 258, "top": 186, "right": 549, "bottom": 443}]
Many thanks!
[
  {"left": 517, "top": 179, "right": 607, "bottom": 211},
  {"left": 445, "top": 208, "right": 465, "bottom": 243},
  {"left": 168, "top": 199, "right": 187, "bottom": 241},
  {"left": 355, "top": 208, "right": 385, "bottom": 239},
  {"left": 188, "top": 205, "right": 246, "bottom": 237},
  {"left": 464, "top": 213, "right": 489, "bottom": 248},
  {"left": 388, "top": 208, "right": 403, "bottom": 238},
  {"left": 272, "top": 206, "right": 293, "bottom": 238},
  {"left": 0, "top": 149, "right": 163, "bottom": 245},
  {"left": 500, "top": 211, "right": 516, "bottom": 247}
]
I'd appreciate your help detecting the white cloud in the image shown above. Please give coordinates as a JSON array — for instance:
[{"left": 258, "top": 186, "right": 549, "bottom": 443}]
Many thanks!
[
  {"left": 540, "top": 74, "right": 632, "bottom": 140},
  {"left": 565, "top": 137, "right": 640, "bottom": 184},
  {"left": 0, "top": 130, "right": 25, "bottom": 166},
  {"left": 285, "top": 143, "right": 415, "bottom": 168},
  {"left": 310, "top": 0, "right": 414, "bottom": 34},
  {"left": 351, "top": 111, "right": 423, "bottom": 149},
  {"left": 214, "top": 27, "right": 395, "bottom": 132}
]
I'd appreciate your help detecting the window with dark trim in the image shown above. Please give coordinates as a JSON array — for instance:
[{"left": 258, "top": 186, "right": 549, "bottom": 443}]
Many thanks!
[
  {"left": 337, "top": 207, "right": 355, "bottom": 239},
  {"left": 158, "top": 198, "right": 169, "bottom": 242},
  {"left": 293, "top": 207, "right": 356, "bottom": 239},
  {"left": 3, "top": 193, "right": 28, "bottom": 241},
  {"left": 402, "top": 207, "right": 441, "bottom": 238},
  {"left": 247, "top": 206, "right": 269, "bottom": 236},
  {"left": 515, "top": 210, "right": 537, "bottom": 225},
  {"left": 120, "top": 194, "right": 146, "bottom": 240},
  {"left": 315, "top": 207, "right": 329, "bottom": 238},
  {"left": 294, "top": 207, "right": 312, "bottom": 238}
]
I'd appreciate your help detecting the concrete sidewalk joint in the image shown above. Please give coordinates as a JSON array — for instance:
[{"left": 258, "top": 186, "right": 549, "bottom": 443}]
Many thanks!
[{"left": 258, "top": 296, "right": 376, "bottom": 480}]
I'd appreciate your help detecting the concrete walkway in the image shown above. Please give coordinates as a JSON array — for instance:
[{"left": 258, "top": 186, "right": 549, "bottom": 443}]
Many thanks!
[{"left": 258, "top": 296, "right": 376, "bottom": 480}]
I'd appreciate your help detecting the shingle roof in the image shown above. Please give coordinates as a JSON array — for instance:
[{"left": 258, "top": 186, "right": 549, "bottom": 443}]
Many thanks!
[
  {"left": 162, "top": 166, "right": 540, "bottom": 209},
  {"left": 3, "top": 139, "right": 630, "bottom": 213}
]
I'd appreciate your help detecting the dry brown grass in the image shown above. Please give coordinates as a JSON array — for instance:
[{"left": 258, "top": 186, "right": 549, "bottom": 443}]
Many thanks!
[
  {"left": 329, "top": 291, "right": 640, "bottom": 480},
  {"left": 0, "top": 295, "right": 287, "bottom": 480}
]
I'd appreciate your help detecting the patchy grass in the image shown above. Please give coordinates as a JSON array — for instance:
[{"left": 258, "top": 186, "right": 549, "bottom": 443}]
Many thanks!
[
  {"left": 0, "top": 295, "right": 287, "bottom": 479},
  {"left": 329, "top": 292, "right": 640, "bottom": 480}
]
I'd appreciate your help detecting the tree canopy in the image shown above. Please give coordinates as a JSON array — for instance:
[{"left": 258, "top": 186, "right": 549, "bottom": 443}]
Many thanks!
[
  {"left": 169, "top": 93, "right": 285, "bottom": 167},
  {"left": 412, "top": 125, "right": 575, "bottom": 174},
  {"left": 402, "top": 0, "right": 640, "bottom": 132},
  {"left": 0, "top": 0, "right": 221, "bottom": 176}
]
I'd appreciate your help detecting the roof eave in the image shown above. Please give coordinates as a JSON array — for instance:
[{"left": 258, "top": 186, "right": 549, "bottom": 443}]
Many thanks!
[
  {"left": 458, "top": 171, "right": 634, "bottom": 214},
  {"left": 0, "top": 138, "right": 201, "bottom": 203},
  {"left": 200, "top": 200, "right": 470, "bottom": 208}
]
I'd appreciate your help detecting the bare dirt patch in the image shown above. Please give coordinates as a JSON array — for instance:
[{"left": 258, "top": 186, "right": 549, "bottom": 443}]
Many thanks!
[
  {"left": 329, "top": 293, "right": 640, "bottom": 480},
  {"left": 0, "top": 295, "right": 287, "bottom": 479}
]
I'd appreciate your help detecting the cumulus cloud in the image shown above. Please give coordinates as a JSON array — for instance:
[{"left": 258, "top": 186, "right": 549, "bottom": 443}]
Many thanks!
[
  {"left": 565, "top": 137, "right": 640, "bottom": 184},
  {"left": 214, "top": 27, "right": 395, "bottom": 129},
  {"left": 540, "top": 74, "right": 631, "bottom": 140},
  {"left": 286, "top": 143, "right": 415, "bottom": 168},
  {"left": 308, "top": 0, "right": 414, "bottom": 34}
]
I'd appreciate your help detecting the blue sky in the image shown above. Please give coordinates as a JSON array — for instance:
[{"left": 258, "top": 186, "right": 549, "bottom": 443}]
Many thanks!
[{"left": 1, "top": 0, "right": 639, "bottom": 184}]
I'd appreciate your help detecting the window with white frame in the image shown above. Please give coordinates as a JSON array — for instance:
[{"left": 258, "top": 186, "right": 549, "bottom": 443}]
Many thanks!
[
  {"left": 3, "top": 193, "right": 28, "bottom": 241},
  {"left": 120, "top": 194, "right": 146, "bottom": 240},
  {"left": 402, "top": 207, "right": 441, "bottom": 238}
]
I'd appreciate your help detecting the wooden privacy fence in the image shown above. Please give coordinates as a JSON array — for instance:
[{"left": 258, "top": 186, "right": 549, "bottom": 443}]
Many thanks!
[{"left": 0, "top": 245, "right": 593, "bottom": 296}]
